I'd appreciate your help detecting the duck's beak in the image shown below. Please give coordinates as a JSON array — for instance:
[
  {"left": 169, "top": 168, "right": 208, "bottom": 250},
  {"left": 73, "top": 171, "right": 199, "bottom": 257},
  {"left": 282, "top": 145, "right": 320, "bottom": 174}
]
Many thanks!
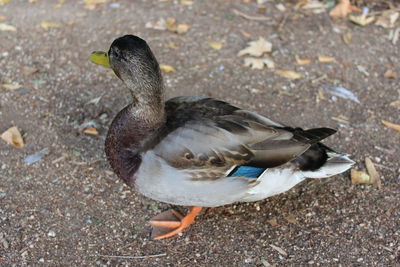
[{"left": 89, "top": 51, "right": 111, "bottom": 68}]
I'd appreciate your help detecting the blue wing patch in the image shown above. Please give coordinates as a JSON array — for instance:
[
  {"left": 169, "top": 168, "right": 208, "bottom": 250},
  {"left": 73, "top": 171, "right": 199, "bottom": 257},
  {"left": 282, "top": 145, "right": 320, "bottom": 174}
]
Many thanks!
[{"left": 228, "top": 166, "right": 266, "bottom": 178}]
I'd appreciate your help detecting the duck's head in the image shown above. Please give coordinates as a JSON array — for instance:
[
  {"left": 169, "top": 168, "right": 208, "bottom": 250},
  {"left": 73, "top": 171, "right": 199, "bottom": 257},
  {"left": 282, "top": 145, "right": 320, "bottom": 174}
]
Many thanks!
[
  {"left": 109, "top": 35, "right": 160, "bottom": 82},
  {"left": 90, "top": 35, "right": 163, "bottom": 96}
]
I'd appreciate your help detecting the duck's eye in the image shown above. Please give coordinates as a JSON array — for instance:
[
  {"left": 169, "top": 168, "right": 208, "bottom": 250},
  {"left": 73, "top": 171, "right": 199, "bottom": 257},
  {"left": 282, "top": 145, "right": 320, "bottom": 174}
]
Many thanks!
[{"left": 112, "top": 49, "right": 121, "bottom": 59}]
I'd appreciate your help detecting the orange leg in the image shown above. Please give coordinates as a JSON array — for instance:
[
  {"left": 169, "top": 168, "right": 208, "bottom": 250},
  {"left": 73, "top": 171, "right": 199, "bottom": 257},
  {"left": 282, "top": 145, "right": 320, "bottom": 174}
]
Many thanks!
[{"left": 150, "top": 206, "right": 203, "bottom": 240}]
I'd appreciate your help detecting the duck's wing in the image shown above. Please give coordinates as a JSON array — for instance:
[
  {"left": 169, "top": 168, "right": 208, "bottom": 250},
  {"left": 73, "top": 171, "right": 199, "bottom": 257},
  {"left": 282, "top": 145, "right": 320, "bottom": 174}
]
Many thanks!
[
  {"left": 152, "top": 97, "right": 335, "bottom": 172},
  {"left": 135, "top": 97, "right": 336, "bottom": 206}
]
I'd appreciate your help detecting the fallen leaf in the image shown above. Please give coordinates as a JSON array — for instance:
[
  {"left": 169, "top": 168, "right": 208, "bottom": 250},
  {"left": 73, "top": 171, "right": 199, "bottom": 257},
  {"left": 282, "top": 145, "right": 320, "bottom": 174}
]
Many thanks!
[
  {"left": 275, "top": 3, "right": 286, "bottom": 12},
  {"left": 1, "top": 126, "right": 24, "bottom": 148},
  {"left": 382, "top": 120, "right": 400, "bottom": 133},
  {"left": 301, "top": 0, "right": 327, "bottom": 14},
  {"left": 176, "top": 23, "right": 189, "bottom": 34},
  {"left": 329, "top": 0, "right": 361, "bottom": 19},
  {"left": 179, "top": 0, "right": 193, "bottom": 5},
  {"left": 244, "top": 57, "right": 275, "bottom": 70},
  {"left": 40, "top": 21, "right": 61, "bottom": 30},
  {"left": 209, "top": 42, "right": 223, "bottom": 50},
  {"left": 388, "top": 27, "right": 400, "bottom": 45},
  {"left": 0, "top": 23, "right": 16, "bottom": 31},
  {"left": 349, "top": 14, "right": 375, "bottom": 26},
  {"left": 375, "top": 11, "right": 399, "bottom": 28},
  {"left": 238, "top": 37, "right": 272, "bottom": 57},
  {"left": 351, "top": 169, "right": 370, "bottom": 185},
  {"left": 164, "top": 41, "right": 177, "bottom": 49},
  {"left": 295, "top": 55, "right": 311, "bottom": 65},
  {"left": 0, "top": 15, "right": 6, "bottom": 21},
  {"left": 269, "top": 244, "right": 288, "bottom": 256},
  {"left": 318, "top": 56, "right": 335, "bottom": 63},
  {"left": 166, "top": 17, "right": 177, "bottom": 31},
  {"left": 267, "top": 218, "right": 278, "bottom": 227},
  {"left": 160, "top": 64, "right": 175, "bottom": 73},
  {"left": 2, "top": 82, "right": 22, "bottom": 90},
  {"left": 22, "top": 66, "right": 38, "bottom": 76},
  {"left": 384, "top": 69, "right": 397, "bottom": 79},
  {"left": 0, "top": 0, "right": 11, "bottom": 5},
  {"left": 342, "top": 32, "right": 352, "bottom": 44},
  {"left": 83, "top": 0, "right": 106, "bottom": 10},
  {"left": 285, "top": 214, "right": 298, "bottom": 224},
  {"left": 389, "top": 99, "right": 400, "bottom": 107},
  {"left": 275, "top": 69, "right": 302, "bottom": 80},
  {"left": 83, "top": 127, "right": 99, "bottom": 136},
  {"left": 145, "top": 18, "right": 167, "bottom": 31},
  {"left": 365, "top": 157, "right": 381, "bottom": 189}
]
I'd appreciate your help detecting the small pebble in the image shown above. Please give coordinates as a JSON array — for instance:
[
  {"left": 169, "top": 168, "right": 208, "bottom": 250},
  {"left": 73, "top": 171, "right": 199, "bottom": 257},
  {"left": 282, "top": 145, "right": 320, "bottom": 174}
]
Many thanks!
[
  {"left": 244, "top": 258, "right": 252, "bottom": 263},
  {"left": 39, "top": 258, "right": 45, "bottom": 263},
  {"left": 48, "top": 231, "right": 56, "bottom": 237}
]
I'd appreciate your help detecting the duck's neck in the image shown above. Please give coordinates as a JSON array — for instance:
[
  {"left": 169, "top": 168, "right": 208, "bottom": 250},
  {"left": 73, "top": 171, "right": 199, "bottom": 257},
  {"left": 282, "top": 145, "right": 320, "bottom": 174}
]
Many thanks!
[
  {"left": 123, "top": 71, "right": 165, "bottom": 124},
  {"left": 105, "top": 77, "right": 165, "bottom": 186}
]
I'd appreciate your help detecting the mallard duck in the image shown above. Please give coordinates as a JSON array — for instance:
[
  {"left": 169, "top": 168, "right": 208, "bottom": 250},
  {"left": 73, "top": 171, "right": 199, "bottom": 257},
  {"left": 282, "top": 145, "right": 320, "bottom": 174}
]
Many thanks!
[{"left": 90, "top": 35, "right": 354, "bottom": 239}]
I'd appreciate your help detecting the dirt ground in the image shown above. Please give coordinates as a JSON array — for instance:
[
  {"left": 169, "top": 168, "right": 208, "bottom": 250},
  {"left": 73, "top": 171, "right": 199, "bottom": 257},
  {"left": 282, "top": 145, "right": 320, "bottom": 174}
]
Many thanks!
[{"left": 1, "top": 0, "right": 399, "bottom": 266}]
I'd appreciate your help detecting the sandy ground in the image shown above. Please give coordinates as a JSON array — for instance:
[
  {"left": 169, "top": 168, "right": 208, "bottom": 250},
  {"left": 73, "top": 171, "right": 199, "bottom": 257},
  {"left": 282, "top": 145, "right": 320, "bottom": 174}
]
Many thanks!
[{"left": 1, "top": 0, "right": 399, "bottom": 266}]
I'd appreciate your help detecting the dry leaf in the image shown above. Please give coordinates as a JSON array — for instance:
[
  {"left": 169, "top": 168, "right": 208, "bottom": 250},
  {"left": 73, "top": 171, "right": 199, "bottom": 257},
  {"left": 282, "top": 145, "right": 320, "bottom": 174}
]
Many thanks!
[
  {"left": 84, "top": 0, "right": 106, "bottom": 9},
  {"left": 209, "top": 42, "right": 223, "bottom": 50},
  {"left": 0, "top": 15, "right": 6, "bottom": 21},
  {"left": 267, "top": 218, "right": 278, "bottom": 227},
  {"left": 2, "top": 82, "right": 22, "bottom": 90},
  {"left": 349, "top": 14, "right": 375, "bottom": 26},
  {"left": 179, "top": 0, "right": 193, "bottom": 5},
  {"left": 275, "top": 3, "right": 286, "bottom": 12},
  {"left": 295, "top": 55, "right": 311, "bottom": 65},
  {"left": 160, "top": 64, "right": 175, "bottom": 73},
  {"left": 318, "top": 56, "right": 335, "bottom": 63},
  {"left": 351, "top": 169, "right": 371, "bottom": 185},
  {"left": 22, "top": 66, "right": 38, "bottom": 76},
  {"left": 40, "top": 21, "right": 61, "bottom": 30},
  {"left": 285, "top": 214, "right": 298, "bottom": 224},
  {"left": 164, "top": 42, "right": 177, "bottom": 49},
  {"left": 382, "top": 120, "right": 400, "bottom": 133},
  {"left": 1, "top": 126, "right": 24, "bottom": 148},
  {"left": 145, "top": 18, "right": 167, "bottom": 31},
  {"left": 238, "top": 37, "right": 272, "bottom": 57},
  {"left": 275, "top": 69, "right": 302, "bottom": 80},
  {"left": 0, "top": 23, "right": 16, "bottom": 31},
  {"left": 375, "top": 11, "right": 399, "bottom": 28},
  {"left": 365, "top": 157, "right": 381, "bottom": 189},
  {"left": 0, "top": 0, "right": 11, "bottom": 5},
  {"left": 83, "top": 127, "right": 99, "bottom": 136},
  {"left": 166, "top": 17, "right": 177, "bottom": 31},
  {"left": 342, "top": 32, "right": 352, "bottom": 44},
  {"left": 244, "top": 57, "right": 275, "bottom": 70},
  {"left": 301, "top": 0, "right": 327, "bottom": 14},
  {"left": 389, "top": 99, "right": 400, "bottom": 107},
  {"left": 329, "top": 0, "right": 361, "bottom": 19},
  {"left": 384, "top": 69, "right": 397, "bottom": 79},
  {"left": 176, "top": 24, "right": 189, "bottom": 34},
  {"left": 389, "top": 27, "right": 400, "bottom": 45}
]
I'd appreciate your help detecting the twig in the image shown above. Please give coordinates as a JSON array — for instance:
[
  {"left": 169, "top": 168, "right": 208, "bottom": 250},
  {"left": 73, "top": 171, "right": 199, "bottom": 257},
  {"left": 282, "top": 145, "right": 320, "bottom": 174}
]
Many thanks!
[
  {"left": 93, "top": 253, "right": 167, "bottom": 259},
  {"left": 232, "top": 9, "right": 271, "bottom": 21}
]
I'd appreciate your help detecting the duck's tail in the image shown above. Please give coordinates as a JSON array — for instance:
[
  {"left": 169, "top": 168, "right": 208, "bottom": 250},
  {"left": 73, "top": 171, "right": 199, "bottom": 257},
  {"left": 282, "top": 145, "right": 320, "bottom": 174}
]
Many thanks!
[{"left": 301, "top": 151, "right": 354, "bottom": 178}]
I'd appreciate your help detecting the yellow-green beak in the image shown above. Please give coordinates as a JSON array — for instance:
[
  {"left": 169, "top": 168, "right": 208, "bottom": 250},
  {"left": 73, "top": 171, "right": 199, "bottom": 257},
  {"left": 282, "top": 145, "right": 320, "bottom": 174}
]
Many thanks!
[{"left": 89, "top": 51, "right": 111, "bottom": 68}]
